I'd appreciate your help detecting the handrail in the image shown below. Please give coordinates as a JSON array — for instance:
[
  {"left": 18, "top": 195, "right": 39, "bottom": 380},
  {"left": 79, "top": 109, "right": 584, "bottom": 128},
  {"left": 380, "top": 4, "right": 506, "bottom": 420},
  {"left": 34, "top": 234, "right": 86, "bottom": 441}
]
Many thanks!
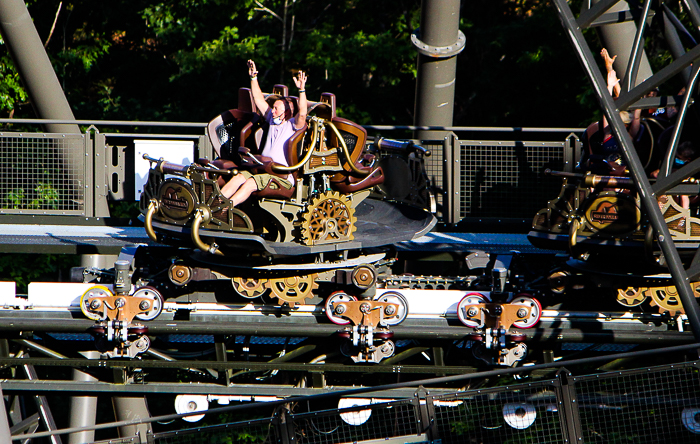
[
  {"left": 326, "top": 120, "right": 370, "bottom": 176},
  {"left": 0, "top": 117, "right": 586, "bottom": 133}
]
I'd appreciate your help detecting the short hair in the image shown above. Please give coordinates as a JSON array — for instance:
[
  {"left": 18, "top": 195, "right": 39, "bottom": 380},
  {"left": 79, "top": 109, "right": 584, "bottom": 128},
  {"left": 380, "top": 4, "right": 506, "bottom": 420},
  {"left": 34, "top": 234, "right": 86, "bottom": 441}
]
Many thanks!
[{"left": 677, "top": 141, "right": 698, "bottom": 161}]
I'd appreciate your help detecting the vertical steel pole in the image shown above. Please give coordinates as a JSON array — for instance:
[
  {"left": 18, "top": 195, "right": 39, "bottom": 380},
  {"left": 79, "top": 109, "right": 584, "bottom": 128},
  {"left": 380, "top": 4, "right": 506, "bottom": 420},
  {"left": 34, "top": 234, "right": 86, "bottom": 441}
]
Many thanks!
[
  {"left": 0, "top": 385, "right": 12, "bottom": 444},
  {"left": 0, "top": 0, "right": 79, "bottom": 134},
  {"left": 112, "top": 396, "right": 152, "bottom": 441},
  {"left": 413, "top": 0, "right": 463, "bottom": 141},
  {"left": 68, "top": 352, "right": 99, "bottom": 444}
]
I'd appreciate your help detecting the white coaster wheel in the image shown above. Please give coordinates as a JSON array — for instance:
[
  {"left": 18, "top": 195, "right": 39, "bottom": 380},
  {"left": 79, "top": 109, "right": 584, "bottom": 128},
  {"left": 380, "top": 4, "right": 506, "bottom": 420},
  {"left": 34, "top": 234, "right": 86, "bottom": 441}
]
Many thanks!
[
  {"left": 175, "top": 395, "right": 208, "bottom": 423},
  {"left": 133, "top": 286, "right": 164, "bottom": 321},
  {"left": 325, "top": 291, "right": 357, "bottom": 325},
  {"left": 80, "top": 285, "right": 112, "bottom": 321},
  {"left": 511, "top": 294, "right": 542, "bottom": 329},
  {"left": 457, "top": 293, "right": 487, "bottom": 328},
  {"left": 503, "top": 403, "right": 537, "bottom": 429},
  {"left": 374, "top": 291, "right": 408, "bottom": 326}
]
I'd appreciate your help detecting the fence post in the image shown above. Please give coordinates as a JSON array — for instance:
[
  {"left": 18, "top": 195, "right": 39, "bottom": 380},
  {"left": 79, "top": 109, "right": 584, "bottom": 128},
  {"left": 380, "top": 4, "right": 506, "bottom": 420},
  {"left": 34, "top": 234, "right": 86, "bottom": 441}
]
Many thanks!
[
  {"left": 441, "top": 133, "right": 460, "bottom": 225},
  {"left": 273, "top": 406, "right": 296, "bottom": 444},
  {"left": 413, "top": 386, "right": 437, "bottom": 441},
  {"left": 556, "top": 368, "right": 583, "bottom": 444}
]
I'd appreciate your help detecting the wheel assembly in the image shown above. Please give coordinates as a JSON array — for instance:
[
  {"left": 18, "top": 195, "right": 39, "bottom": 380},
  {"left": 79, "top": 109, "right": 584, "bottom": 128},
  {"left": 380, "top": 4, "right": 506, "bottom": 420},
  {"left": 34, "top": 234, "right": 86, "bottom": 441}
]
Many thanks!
[
  {"left": 325, "top": 291, "right": 358, "bottom": 325},
  {"left": 133, "top": 287, "right": 164, "bottom": 321},
  {"left": 457, "top": 293, "right": 488, "bottom": 328}
]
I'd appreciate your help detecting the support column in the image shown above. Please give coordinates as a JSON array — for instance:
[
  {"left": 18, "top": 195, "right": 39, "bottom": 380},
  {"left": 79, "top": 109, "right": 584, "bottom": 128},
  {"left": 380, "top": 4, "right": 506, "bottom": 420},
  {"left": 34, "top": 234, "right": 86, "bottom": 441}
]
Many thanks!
[
  {"left": 112, "top": 397, "right": 152, "bottom": 441},
  {"left": 413, "top": 0, "right": 464, "bottom": 141},
  {"left": 0, "top": 385, "right": 12, "bottom": 444},
  {"left": 68, "top": 352, "right": 100, "bottom": 444}
]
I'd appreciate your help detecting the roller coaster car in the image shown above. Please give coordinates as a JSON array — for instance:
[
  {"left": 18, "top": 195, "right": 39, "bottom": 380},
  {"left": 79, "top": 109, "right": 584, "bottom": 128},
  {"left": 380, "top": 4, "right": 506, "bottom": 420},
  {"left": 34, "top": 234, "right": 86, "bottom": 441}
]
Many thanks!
[
  {"left": 529, "top": 170, "right": 700, "bottom": 262},
  {"left": 139, "top": 87, "right": 436, "bottom": 257}
]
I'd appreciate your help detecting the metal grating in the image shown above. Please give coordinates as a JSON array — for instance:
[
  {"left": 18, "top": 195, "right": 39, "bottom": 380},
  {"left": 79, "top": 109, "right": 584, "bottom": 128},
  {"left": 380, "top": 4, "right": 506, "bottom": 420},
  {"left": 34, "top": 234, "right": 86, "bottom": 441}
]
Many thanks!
[
  {"left": 0, "top": 133, "right": 86, "bottom": 214},
  {"left": 432, "top": 380, "right": 565, "bottom": 444},
  {"left": 573, "top": 363, "right": 700, "bottom": 444},
  {"left": 459, "top": 140, "right": 566, "bottom": 219},
  {"left": 154, "top": 417, "right": 276, "bottom": 444},
  {"left": 291, "top": 400, "right": 417, "bottom": 444}
]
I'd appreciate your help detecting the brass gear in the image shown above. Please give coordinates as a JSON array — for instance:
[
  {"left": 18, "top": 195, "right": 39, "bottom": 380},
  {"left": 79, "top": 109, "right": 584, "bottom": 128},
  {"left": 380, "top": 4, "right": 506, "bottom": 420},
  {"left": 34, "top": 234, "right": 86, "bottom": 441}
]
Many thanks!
[
  {"left": 267, "top": 274, "right": 318, "bottom": 307},
  {"left": 301, "top": 191, "right": 357, "bottom": 246},
  {"left": 616, "top": 287, "right": 647, "bottom": 307},
  {"left": 232, "top": 277, "right": 268, "bottom": 299},
  {"left": 646, "top": 286, "right": 685, "bottom": 315},
  {"left": 645, "top": 283, "right": 700, "bottom": 315}
]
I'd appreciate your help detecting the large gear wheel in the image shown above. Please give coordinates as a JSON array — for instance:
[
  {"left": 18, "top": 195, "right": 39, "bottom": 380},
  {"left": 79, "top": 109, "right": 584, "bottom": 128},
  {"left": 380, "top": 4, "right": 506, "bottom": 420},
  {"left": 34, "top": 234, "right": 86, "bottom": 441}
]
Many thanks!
[
  {"left": 232, "top": 277, "right": 268, "bottom": 299},
  {"left": 645, "top": 283, "right": 700, "bottom": 315},
  {"left": 646, "top": 286, "right": 685, "bottom": 315},
  {"left": 301, "top": 191, "right": 357, "bottom": 246},
  {"left": 616, "top": 287, "right": 647, "bottom": 308},
  {"left": 267, "top": 274, "right": 319, "bottom": 307}
]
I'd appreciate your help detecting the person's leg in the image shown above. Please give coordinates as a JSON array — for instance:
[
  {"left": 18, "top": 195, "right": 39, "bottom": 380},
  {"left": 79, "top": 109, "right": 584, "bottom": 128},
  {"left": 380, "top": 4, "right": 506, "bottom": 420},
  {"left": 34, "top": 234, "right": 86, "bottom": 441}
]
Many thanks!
[
  {"left": 230, "top": 177, "right": 258, "bottom": 207},
  {"left": 221, "top": 174, "right": 247, "bottom": 199}
]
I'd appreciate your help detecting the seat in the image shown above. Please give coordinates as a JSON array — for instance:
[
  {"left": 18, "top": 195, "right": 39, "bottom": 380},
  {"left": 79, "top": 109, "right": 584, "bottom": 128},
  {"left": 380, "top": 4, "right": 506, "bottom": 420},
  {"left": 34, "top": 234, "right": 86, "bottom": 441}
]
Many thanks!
[{"left": 325, "top": 110, "right": 384, "bottom": 192}]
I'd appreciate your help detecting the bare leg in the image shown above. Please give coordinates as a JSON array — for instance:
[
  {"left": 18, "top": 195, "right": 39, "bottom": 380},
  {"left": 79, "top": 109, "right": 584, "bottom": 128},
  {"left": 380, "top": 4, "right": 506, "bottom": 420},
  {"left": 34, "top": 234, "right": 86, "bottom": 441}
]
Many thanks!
[
  {"left": 221, "top": 174, "right": 247, "bottom": 199},
  {"left": 230, "top": 178, "right": 258, "bottom": 207}
]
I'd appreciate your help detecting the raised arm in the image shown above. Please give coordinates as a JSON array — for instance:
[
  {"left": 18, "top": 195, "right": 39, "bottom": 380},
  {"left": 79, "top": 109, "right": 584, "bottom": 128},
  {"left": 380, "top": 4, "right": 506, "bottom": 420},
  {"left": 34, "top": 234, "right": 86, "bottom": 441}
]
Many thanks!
[
  {"left": 293, "top": 70, "right": 308, "bottom": 130},
  {"left": 601, "top": 48, "right": 621, "bottom": 98},
  {"left": 248, "top": 60, "right": 269, "bottom": 115}
]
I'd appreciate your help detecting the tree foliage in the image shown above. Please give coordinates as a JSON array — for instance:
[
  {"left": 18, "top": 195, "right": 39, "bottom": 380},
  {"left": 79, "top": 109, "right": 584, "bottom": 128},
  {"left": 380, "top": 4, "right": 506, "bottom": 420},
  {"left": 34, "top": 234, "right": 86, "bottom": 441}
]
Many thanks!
[{"left": 0, "top": 0, "right": 602, "bottom": 128}]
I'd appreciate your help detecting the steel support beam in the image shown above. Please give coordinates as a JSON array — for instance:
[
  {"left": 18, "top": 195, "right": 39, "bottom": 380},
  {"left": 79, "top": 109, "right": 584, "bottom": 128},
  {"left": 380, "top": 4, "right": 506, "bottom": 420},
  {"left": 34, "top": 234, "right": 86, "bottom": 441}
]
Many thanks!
[
  {"left": 551, "top": 0, "right": 700, "bottom": 341},
  {"left": 0, "top": 0, "right": 79, "bottom": 134}
]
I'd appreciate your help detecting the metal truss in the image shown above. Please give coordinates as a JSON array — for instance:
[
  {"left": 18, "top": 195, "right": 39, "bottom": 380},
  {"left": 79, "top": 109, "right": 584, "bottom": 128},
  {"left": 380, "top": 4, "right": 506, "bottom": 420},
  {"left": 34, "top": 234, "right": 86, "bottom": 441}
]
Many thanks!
[{"left": 551, "top": 0, "right": 700, "bottom": 340}]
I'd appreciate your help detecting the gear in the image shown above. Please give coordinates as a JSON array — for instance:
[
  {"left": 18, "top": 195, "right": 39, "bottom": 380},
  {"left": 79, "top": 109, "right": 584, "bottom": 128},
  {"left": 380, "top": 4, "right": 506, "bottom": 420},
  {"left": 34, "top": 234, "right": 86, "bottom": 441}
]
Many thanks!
[
  {"left": 646, "top": 286, "right": 685, "bottom": 315},
  {"left": 616, "top": 287, "right": 647, "bottom": 307},
  {"left": 267, "top": 274, "right": 318, "bottom": 307},
  {"left": 645, "top": 283, "right": 700, "bottom": 315},
  {"left": 301, "top": 191, "right": 357, "bottom": 246},
  {"left": 232, "top": 277, "right": 268, "bottom": 299}
]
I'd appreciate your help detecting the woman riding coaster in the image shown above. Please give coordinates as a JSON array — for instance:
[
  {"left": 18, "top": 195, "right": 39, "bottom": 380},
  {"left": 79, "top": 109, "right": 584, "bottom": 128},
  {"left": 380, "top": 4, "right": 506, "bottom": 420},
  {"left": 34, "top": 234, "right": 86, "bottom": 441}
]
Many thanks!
[{"left": 221, "top": 60, "right": 308, "bottom": 206}]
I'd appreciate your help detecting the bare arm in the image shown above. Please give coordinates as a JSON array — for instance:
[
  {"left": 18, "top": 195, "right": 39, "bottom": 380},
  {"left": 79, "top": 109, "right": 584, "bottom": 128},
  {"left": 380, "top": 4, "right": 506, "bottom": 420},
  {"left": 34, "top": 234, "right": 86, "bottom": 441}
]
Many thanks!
[
  {"left": 293, "top": 70, "right": 308, "bottom": 130},
  {"left": 601, "top": 48, "right": 621, "bottom": 98},
  {"left": 248, "top": 60, "right": 269, "bottom": 115}
]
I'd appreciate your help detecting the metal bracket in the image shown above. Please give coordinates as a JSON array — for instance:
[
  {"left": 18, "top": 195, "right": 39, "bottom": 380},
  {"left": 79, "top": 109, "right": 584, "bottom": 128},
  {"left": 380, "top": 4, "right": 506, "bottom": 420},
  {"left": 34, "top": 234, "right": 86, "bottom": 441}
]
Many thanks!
[{"left": 411, "top": 28, "right": 466, "bottom": 58}]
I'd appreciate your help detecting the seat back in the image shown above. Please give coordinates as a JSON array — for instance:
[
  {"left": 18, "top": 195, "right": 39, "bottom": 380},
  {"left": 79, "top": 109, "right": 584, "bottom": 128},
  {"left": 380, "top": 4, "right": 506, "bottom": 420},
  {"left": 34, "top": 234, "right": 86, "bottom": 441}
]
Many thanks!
[
  {"left": 206, "top": 109, "right": 261, "bottom": 160},
  {"left": 327, "top": 117, "right": 368, "bottom": 180}
]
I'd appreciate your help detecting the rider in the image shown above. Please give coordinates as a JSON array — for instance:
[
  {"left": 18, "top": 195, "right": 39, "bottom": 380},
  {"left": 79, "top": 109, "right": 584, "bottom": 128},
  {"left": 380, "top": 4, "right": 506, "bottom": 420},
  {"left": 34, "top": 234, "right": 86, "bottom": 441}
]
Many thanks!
[{"left": 221, "top": 60, "right": 308, "bottom": 206}]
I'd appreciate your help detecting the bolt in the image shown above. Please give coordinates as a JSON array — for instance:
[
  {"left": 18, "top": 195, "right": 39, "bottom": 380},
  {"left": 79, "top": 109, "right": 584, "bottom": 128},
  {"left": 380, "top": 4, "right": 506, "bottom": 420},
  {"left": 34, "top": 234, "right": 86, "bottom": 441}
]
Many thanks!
[
  {"left": 517, "top": 308, "right": 528, "bottom": 318},
  {"left": 90, "top": 300, "right": 101, "bottom": 310},
  {"left": 360, "top": 302, "right": 371, "bottom": 313},
  {"left": 384, "top": 305, "right": 396, "bottom": 316},
  {"left": 115, "top": 298, "right": 125, "bottom": 308},
  {"left": 139, "top": 301, "right": 150, "bottom": 311},
  {"left": 176, "top": 269, "right": 185, "bottom": 278},
  {"left": 334, "top": 304, "right": 346, "bottom": 315},
  {"left": 467, "top": 307, "right": 478, "bottom": 317}
]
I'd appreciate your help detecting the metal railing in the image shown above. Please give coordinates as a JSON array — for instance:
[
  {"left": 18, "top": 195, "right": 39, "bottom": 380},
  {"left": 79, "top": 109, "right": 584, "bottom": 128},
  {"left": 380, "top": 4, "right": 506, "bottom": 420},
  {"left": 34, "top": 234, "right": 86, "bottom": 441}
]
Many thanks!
[
  {"left": 0, "top": 120, "right": 582, "bottom": 225},
  {"left": 149, "top": 353, "right": 700, "bottom": 444}
]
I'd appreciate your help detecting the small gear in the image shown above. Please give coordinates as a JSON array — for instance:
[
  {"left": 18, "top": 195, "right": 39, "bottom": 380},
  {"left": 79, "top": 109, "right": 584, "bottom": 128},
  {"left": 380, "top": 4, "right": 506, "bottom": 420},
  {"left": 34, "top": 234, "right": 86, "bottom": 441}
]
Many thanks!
[
  {"left": 616, "top": 287, "right": 647, "bottom": 308},
  {"left": 300, "top": 191, "right": 357, "bottom": 246},
  {"left": 267, "top": 274, "right": 318, "bottom": 307},
  {"left": 232, "top": 277, "right": 268, "bottom": 299}
]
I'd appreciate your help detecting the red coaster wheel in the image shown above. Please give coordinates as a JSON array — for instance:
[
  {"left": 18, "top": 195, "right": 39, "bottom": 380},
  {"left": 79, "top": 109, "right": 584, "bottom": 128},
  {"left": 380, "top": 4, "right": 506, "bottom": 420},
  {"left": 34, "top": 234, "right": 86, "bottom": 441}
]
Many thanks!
[
  {"left": 325, "top": 291, "right": 358, "bottom": 325},
  {"left": 457, "top": 293, "right": 488, "bottom": 328},
  {"left": 511, "top": 294, "right": 542, "bottom": 329}
]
